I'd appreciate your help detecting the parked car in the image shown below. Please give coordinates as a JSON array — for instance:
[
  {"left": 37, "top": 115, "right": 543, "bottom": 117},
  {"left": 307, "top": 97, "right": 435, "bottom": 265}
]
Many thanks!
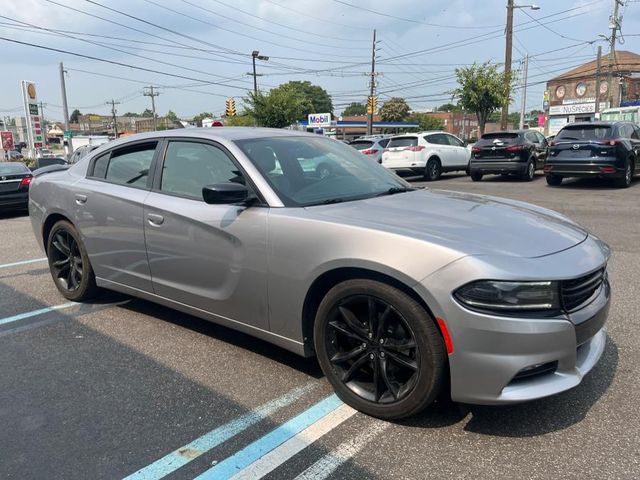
[
  {"left": 0, "top": 162, "right": 33, "bottom": 212},
  {"left": 36, "top": 148, "right": 56, "bottom": 158},
  {"left": 33, "top": 157, "right": 68, "bottom": 170},
  {"left": 8, "top": 150, "right": 23, "bottom": 160},
  {"left": 381, "top": 131, "right": 470, "bottom": 180},
  {"left": 68, "top": 144, "right": 100, "bottom": 164},
  {"left": 349, "top": 136, "right": 390, "bottom": 164},
  {"left": 469, "top": 130, "right": 548, "bottom": 182},
  {"left": 544, "top": 121, "right": 639, "bottom": 188},
  {"left": 30, "top": 128, "right": 610, "bottom": 419}
]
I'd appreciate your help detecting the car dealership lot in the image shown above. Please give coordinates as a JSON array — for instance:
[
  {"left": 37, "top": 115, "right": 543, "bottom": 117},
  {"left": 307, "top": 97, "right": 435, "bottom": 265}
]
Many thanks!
[{"left": 1, "top": 174, "right": 638, "bottom": 480}]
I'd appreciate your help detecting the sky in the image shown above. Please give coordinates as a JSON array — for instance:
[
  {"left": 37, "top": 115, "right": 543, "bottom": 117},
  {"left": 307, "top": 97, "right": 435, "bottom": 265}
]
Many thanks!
[{"left": 0, "top": 0, "right": 638, "bottom": 122}]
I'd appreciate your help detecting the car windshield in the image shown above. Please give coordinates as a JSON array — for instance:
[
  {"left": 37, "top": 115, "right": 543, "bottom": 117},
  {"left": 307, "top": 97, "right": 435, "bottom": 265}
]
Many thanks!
[
  {"left": 555, "top": 126, "right": 612, "bottom": 141},
  {"left": 349, "top": 140, "right": 374, "bottom": 151},
  {"left": 387, "top": 137, "right": 418, "bottom": 148},
  {"left": 0, "top": 163, "right": 28, "bottom": 175},
  {"left": 235, "top": 136, "right": 411, "bottom": 207}
]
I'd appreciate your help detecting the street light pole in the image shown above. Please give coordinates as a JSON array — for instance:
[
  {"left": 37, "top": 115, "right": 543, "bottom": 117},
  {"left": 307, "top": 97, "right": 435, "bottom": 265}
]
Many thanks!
[
  {"left": 519, "top": 54, "right": 529, "bottom": 129},
  {"left": 59, "top": 62, "right": 73, "bottom": 157},
  {"left": 251, "top": 51, "right": 269, "bottom": 96}
]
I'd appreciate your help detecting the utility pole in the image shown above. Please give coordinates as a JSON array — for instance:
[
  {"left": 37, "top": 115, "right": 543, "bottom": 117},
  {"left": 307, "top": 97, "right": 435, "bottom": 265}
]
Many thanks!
[
  {"left": 595, "top": 46, "right": 603, "bottom": 116},
  {"left": 106, "top": 99, "right": 120, "bottom": 138},
  {"left": 250, "top": 51, "right": 269, "bottom": 97},
  {"left": 59, "top": 62, "right": 73, "bottom": 157},
  {"left": 607, "top": 0, "right": 623, "bottom": 108},
  {"left": 143, "top": 86, "right": 160, "bottom": 131},
  {"left": 367, "top": 29, "right": 377, "bottom": 136},
  {"left": 501, "top": 0, "right": 514, "bottom": 130},
  {"left": 519, "top": 54, "right": 529, "bottom": 129}
]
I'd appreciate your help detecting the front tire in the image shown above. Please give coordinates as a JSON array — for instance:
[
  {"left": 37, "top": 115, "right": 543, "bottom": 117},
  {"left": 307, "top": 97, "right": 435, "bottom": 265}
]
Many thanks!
[
  {"left": 47, "top": 220, "right": 99, "bottom": 301},
  {"left": 314, "top": 279, "right": 446, "bottom": 420},
  {"left": 424, "top": 158, "right": 441, "bottom": 181}
]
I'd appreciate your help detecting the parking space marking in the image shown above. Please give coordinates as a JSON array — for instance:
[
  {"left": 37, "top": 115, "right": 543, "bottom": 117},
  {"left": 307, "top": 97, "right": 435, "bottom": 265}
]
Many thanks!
[
  {"left": 194, "top": 394, "right": 345, "bottom": 480},
  {"left": 123, "top": 383, "right": 318, "bottom": 480},
  {"left": 0, "top": 257, "right": 46, "bottom": 269},
  {"left": 228, "top": 404, "right": 357, "bottom": 480},
  {"left": 294, "top": 422, "right": 387, "bottom": 480},
  {"left": 0, "top": 302, "right": 77, "bottom": 327}
]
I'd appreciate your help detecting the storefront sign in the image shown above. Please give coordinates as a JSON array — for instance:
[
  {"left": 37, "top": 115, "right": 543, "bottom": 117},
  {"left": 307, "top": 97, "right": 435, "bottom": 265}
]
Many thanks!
[{"left": 549, "top": 102, "right": 607, "bottom": 115}]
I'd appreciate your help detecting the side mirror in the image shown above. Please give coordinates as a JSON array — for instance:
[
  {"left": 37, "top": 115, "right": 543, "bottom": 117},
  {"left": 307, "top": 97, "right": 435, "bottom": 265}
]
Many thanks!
[{"left": 202, "top": 183, "right": 250, "bottom": 205}]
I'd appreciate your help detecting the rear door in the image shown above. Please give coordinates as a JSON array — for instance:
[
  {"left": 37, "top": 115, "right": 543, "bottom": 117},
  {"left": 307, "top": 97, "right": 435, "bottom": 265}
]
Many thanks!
[
  {"left": 444, "top": 134, "right": 470, "bottom": 167},
  {"left": 143, "top": 138, "right": 269, "bottom": 330},
  {"left": 382, "top": 136, "right": 420, "bottom": 168},
  {"left": 73, "top": 141, "right": 157, "bottom": 291}
]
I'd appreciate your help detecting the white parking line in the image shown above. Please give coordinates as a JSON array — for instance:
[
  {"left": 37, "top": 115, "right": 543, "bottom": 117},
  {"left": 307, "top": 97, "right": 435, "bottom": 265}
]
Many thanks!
[
  {"left": 294, "top": 422, "right": 388, "bottom": 480},
  {"left": 0, "top": 302, "right": 77, "bottom": 327},
  {"left": 0, "top": 257, "right": 47, "bottom": 269}
]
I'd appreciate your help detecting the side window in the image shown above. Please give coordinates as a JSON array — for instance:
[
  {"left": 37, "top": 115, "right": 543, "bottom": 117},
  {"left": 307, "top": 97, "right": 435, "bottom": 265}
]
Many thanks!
[
  {"left": 425, "top": 134, "right": 447, "bottom": 145},
  {"left": 104, "top": 143, "right": 156, "bottom": 187},
  {"left": 378, "top": 138, "right": 390, "bottom": 148},
  {"left": 445, "top": 135, "right": 464, "bottom": 147},
  {"left": 90, "top": 152, "right": 110, "bottom": 179},
  {"left": 525, "top": 131, "right": 537, "bottom": 143},
  {"left": 631, "top": 125, "right": 640, "bottom": 140},
  {"left": 160, "top": 141, "right": 244, "bottom": 200},
  {"left": 536, "top": 132, "right": 547, "bottom": 145}
]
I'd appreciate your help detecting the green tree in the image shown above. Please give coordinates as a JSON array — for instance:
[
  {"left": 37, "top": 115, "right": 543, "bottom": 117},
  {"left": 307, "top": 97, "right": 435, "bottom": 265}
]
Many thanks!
[
  {"left": 141, "top": 108, "right": 155, "bottom": 118},
  {"left": 122, "top": 112, "right": 141, "bottom": 117},
  {"left": 224, "top": 114, "right": 255, "bottom": 126},
  {"left": 244, "top": 86, "right": 307, "bottom": 128},
  {"left": 342, "top": 102, "right": 367, "bottom": 116},
  {"left": 165, "top": 110, "right": 179, "bottom": 121},
  {"left": 437, "top": 103, "right": 461, "bottom": 112},
  {"left": 69, "top": 109, "right": 81, "bottom": 123},
  {"left": 409, "top": 112, "right": 445, "bottom": 131},
  {"left": 380, "top": 97, "right": 410, "bottom": 122},
  {"left": 452, "top": 62, "right": 513, "bottom": 135},
  {"left": 277, "top": 81, "right": 333, "bottom": 116},
  {"left": 192, "top": 112, "right": 213, "bottom": 127}
]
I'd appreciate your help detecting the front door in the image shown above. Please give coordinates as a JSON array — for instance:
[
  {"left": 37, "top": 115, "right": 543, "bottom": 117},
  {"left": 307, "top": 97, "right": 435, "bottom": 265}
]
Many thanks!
[
  {"left": 73, "top": 141, "right": 158, "bottom": 291},
  {"left": 143, "top": 139, "right": 269, "bottom": 330}
]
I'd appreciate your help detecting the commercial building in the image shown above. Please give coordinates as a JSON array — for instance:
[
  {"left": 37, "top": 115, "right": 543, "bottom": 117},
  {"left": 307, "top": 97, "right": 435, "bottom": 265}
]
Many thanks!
[{"left": 545, "top": 50, "right": 640, "bottom": 135}]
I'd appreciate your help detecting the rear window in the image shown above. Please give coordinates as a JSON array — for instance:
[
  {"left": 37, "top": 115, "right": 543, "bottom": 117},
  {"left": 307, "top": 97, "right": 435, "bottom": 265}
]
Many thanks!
[
  {"left": 481, "top": 133, "right": 520, "bottom": 142},
  {"left": 0, "top": 163, "right": 29, "bottom": 175},
  {"left": 387, "top": 137, "right": 418, "bottom": 148},
  {"left": 556, "top": 126, "right": 612, "bottom": 141},
  {"left": 349, "top": 141, "right": 374, "bottom": 151},
  {"left": 37, "top": 158, "right": 67, "bottom": 167}
]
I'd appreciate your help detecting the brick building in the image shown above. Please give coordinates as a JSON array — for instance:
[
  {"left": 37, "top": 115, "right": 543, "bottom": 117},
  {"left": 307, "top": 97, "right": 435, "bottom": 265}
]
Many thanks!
[{"left": 546, "top": 50, "right": 640, "bottom": 135}]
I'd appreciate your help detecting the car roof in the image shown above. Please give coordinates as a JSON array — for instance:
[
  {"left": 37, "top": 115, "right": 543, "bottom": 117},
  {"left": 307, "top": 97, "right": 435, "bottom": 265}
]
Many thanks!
[
  {"left": 562, "top": 121, "right": 618, "bottom": 128},
  {"left": 390, "top": 131, "right": 445, "bottom": 138}
]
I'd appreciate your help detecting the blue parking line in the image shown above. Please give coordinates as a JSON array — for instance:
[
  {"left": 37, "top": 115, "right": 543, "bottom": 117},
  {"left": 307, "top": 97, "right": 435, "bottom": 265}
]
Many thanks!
[
  {"left": 0, "top": 257, "right": 47, "bottom": 269},
  {"left": 123, "top": 383, "right": 317, "bottom": 480},
  {"left": 0, "top": 302, "right": 77, "bottom": 327},
  {"left": 194, "top": 394, "right": 343, "bottom": 480}
]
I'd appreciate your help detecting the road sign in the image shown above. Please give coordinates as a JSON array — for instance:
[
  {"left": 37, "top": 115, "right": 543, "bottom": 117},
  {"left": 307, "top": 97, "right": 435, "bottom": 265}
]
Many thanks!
[
  {"left": 1, "top": 131, "right": 14, "bottom": 151},
  {"left": 64, "top": 130, "right": 73, "bottom": 138},
  {"left": 308, "top": 113, "right": 331, "bottom": 128}
]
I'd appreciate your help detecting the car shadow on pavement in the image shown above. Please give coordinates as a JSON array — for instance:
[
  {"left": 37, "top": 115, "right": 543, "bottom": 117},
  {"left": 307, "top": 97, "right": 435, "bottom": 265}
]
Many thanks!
[
  {"left": 546, "top": 177, "right": 639, "bottom": 190},
  {"left": 0, "top": 210, "right": 29, "bottom": 220},
  {"left": 121, "top": 297, "right": 325, "bottom": 379}
]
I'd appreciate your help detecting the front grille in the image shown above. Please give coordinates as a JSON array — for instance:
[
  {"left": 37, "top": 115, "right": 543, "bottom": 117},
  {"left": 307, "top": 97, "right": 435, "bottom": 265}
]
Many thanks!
[
  {"left": 561, "top": 268, "right": 606, "bottom": 312},
  {"left": 511, "top": 361, "right": 558, "bottom": 383}
]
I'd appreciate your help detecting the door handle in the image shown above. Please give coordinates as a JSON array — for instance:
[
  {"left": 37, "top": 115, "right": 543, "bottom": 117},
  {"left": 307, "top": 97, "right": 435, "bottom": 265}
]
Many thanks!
[
  {"left": 74, "top": 194, "right": 87, "bottom": 205},
  {"left": 147, "top": 213, "right": 164, "bottom": 225}
]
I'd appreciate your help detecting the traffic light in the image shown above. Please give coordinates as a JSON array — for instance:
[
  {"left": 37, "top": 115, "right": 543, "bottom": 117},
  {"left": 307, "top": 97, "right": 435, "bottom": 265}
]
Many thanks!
[
  {"left": 225, "top": 97, "right": 237, "bottom": 117},
  {"left": 367, "top": 96, "right": 378, "bottom": 114}
]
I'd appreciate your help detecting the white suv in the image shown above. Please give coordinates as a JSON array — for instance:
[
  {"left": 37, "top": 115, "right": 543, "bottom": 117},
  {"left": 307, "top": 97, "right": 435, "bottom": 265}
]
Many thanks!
[{"left": 381, "top": 131, "right": 471, "bottom": 180}]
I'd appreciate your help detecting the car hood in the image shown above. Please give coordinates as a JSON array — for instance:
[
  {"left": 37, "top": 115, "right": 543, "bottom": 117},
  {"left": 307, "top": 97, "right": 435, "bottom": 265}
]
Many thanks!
[{"left": 307, "top": 189, "right": 588, "bottom": 258}]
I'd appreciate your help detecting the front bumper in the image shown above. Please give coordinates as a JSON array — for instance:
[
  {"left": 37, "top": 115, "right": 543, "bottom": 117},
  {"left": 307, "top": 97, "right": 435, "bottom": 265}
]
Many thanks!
[
  {"left": 415, "top": 235, "right": 611, "bottom": 405},
  {"left": 470, "top": 160, "right": 527, "bottom": 175}
]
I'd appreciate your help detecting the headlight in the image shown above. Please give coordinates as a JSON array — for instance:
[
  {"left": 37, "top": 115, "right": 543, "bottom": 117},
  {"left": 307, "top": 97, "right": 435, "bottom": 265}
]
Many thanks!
[{"left": 455, "top": 280, "right": 560, "bottom": 313}]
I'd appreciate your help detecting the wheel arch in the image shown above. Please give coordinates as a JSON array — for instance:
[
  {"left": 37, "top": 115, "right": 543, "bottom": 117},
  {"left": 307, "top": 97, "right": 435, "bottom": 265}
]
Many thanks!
[
  {"left": 42, "top": 212, "right": 74, "bottom": 254},
  {"left": 301, "top": 266, "right": 439, "bottom": 356}
]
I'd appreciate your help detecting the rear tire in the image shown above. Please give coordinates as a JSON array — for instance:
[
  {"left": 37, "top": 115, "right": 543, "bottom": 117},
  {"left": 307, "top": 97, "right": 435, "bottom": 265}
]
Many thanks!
[
  {"left": 470, "top": 171, "right": 483, "bottom": 182},
  {"left": 47, "top": 220, "right": 99, "bottom": 302},
  {"left": 314, "top": 279, "right": 446, "bottom": 420},
  {"left": 522, "top": 158, "right": 535, "bottom": 181},
  {"left": 424, "top": 158, "right": 442, "bottom": 181},
  {"left": 546, "top": 175, "right": 563, "bottom": 186},
  {"left": 614, "top": 161, "right": 633, "bottom": 188}
]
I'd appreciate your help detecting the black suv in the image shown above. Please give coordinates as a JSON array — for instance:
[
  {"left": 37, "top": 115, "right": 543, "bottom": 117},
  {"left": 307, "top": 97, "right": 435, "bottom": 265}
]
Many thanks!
[
  {"left": 470, "top": 130, "right": 548, "bottom": 181},
  {"left": 544, "top": 121, "right": 639, "bottom": 188}
]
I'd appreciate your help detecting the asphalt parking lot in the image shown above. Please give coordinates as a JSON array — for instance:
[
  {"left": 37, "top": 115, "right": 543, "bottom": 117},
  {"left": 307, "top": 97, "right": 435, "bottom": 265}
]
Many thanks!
[{"left": 1, "top": 173, "right": 639, "bottom": 480}]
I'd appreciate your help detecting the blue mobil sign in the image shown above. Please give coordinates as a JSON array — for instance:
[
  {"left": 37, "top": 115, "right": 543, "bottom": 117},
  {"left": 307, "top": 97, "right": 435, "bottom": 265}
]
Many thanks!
[{"left": 308, "top": 113, "right": 331, "bottom": 128}]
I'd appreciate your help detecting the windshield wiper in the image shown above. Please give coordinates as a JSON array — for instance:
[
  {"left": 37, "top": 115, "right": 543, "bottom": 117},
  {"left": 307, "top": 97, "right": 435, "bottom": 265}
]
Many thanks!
[{"left": 375, "top": 187, "right": 417, "bottom": 197}]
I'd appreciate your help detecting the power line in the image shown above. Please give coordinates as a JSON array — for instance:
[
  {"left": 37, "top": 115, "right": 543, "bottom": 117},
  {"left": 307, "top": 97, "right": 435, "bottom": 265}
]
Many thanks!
[{"left": 262, "top": 0, "right": 370, "bottom": 31}]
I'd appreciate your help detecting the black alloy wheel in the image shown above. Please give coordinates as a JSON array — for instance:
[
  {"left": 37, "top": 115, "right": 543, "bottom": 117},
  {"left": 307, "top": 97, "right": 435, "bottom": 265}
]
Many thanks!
[
  {"left": 315, "top": 280, "right": 446, "bottom": 419},
  {"left": 425, "top": 158, "right": 441, "bottom": 181},
  {"left": 47, "top": 220, "right": 98, "bottom": 301},
  {"left": 615, "top": 161, "right": 633, "bottom": 188},
  {"left": 523, "top": 159, "right": 535, "bottom": 181}
]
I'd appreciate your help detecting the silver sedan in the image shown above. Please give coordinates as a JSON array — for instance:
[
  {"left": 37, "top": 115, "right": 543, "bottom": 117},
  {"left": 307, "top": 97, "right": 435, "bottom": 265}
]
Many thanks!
[{"left": 29, "top": 128, "right": 610, "bottom": 419}]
